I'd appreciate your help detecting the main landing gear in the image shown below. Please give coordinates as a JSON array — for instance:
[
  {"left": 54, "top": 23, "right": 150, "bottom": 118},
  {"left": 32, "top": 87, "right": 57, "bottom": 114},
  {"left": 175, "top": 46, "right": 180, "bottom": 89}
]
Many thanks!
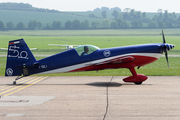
[{"left": 123, "top": 67, "right": 148, "bottom": 85}]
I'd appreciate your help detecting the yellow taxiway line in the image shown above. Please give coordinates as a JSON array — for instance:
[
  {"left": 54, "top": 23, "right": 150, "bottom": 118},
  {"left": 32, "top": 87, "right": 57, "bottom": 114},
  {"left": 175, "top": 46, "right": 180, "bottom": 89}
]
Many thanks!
[{"left": 0, "top": 76, "right": 48, "bottom": 96}]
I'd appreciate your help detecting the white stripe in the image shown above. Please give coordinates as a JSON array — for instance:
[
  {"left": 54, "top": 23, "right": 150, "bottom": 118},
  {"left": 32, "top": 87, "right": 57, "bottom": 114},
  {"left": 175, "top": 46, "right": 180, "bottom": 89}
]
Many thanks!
[
  {"left": 136, "top": 53, "right": 161, "bottom": 59},
  {"left": 14, "top": 41, "right": 20, "bottom": 44},
  {"left": 38, "top": 53, "right": 162, "bottom": 74}
]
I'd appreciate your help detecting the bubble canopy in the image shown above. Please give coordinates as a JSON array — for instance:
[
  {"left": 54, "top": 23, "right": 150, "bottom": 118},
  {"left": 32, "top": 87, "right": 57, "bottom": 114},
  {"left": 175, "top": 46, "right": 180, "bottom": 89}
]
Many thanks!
[{"left": 75, "top": 45, "right": 100, "bottom": 56}]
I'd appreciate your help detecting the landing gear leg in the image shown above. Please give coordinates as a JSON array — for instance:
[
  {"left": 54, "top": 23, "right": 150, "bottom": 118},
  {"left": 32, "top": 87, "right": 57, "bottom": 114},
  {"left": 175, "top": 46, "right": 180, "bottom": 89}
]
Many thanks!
[
  {"left": 129, "top": 68, "right": 142, "bottom": 85},
  {"left": 123, "top": 67, "right": 148, "bottom": 85}
]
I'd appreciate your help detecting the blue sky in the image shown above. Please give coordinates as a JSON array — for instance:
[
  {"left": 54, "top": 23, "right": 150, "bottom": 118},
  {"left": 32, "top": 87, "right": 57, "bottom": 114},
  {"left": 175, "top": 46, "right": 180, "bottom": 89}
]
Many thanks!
[{"left": 0, "top": 0, "right": 179, "bottom": 13}]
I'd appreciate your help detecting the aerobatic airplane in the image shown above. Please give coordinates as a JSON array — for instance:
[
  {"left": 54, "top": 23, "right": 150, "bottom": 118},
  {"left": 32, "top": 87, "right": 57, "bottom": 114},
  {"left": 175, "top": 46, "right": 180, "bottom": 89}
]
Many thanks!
[{"left": 5, "top": 30, "right": 175, "bottom": 85}]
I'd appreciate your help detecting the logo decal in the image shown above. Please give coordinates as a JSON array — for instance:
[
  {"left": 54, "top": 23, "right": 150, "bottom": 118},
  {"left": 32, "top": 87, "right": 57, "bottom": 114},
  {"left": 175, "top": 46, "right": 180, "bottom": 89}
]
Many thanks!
[
  {"left": 103, "top": 50, "right": 111, "bottom": 57},
  {"left": 8, "top": 45, "right": 28, "bottom": 59},
  {"left": 6, "top": 68, "right": 13, "bottom": 76}
]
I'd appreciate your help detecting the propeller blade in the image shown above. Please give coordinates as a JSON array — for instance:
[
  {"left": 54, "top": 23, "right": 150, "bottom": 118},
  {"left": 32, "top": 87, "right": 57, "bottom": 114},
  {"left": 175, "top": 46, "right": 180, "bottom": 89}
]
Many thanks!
[
  {"left": 162, "top": 28, "right": 166, "bottom": 43},
  {"left": 162, "top": 28, "right": 170, "bottom": 68},
  {"left": 165, "top": 51, "right": 169, "bottom": 68}
]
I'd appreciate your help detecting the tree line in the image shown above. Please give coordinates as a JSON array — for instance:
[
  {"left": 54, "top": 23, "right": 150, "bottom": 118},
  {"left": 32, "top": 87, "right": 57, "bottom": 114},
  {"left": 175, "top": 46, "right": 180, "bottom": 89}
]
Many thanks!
[
  {"left": 0, "top": 20, "right": 103, "bottom": 30},
  {"left": 1, "top": 8, "right": 180, "bottom": 30},
  {"left": 103, "top": 9, "right": 180, "bottom": 28}
]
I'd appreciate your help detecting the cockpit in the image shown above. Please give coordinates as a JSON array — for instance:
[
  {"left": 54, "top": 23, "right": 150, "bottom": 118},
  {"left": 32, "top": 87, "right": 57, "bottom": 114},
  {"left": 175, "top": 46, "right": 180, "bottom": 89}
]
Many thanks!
[{"left": 75, "top": 45, "right": 100, "bottom": 56}]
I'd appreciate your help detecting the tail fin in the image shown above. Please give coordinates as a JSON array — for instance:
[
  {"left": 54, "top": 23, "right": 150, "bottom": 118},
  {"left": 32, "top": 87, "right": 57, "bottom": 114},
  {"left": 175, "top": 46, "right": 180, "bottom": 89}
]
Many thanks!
[{"left": 5, "top": 39, "right": 37, "bottom": 76}]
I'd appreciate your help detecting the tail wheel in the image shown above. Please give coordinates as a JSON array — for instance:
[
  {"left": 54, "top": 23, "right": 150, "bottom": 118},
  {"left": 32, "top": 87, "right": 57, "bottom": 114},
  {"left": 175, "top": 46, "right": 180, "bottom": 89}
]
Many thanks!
[{"left": 13, "top": 81, "right": 16, "bottom": 85}]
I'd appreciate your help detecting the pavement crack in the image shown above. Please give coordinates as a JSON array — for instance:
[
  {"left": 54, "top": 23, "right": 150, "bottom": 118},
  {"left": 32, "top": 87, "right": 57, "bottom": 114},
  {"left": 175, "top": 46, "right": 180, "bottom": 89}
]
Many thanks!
[{"left": 103, "top": 76, "right": 113, "bottom": 120}]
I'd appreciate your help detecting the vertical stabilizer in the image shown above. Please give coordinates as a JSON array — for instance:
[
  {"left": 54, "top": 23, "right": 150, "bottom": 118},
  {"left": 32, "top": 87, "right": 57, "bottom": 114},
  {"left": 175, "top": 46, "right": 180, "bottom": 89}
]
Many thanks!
[{"left": 5, "top": 39, "right": 36, "bottom": 76}]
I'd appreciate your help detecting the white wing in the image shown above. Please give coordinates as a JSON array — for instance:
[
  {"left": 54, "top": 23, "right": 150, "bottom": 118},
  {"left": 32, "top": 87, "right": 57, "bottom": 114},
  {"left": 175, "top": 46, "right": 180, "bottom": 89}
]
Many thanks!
[
  {"left": 48, "top": 44, "right": 79, "bottom": 49},
  {"left": 0, "top": 48, "right": 8, "bottom": 50},
  {"left": 0, "top": 48, "right": 37, "bottom": 51}
]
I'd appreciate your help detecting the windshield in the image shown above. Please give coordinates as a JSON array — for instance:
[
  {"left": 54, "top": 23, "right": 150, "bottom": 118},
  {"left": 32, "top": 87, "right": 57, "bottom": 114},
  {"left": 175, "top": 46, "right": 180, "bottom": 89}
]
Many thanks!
[{"left": 75, "top": 45, "right": 100, "bottom": 56}]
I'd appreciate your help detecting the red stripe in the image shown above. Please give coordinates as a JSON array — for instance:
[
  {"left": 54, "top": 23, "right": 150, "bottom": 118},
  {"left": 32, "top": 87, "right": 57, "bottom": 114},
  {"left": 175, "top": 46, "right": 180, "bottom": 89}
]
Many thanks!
[
  {"left": 69, "top": 55, "right": 158, "bottom": 72},
  {"left": 9, "top": 42, "right": 14, "bottom": 45}
]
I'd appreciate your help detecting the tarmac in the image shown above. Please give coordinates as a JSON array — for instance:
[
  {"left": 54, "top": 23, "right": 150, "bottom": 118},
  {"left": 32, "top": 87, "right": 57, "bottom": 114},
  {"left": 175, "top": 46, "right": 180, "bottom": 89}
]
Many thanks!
[{"left": 0, "top": 76, "right": 180, "bottom": 120}]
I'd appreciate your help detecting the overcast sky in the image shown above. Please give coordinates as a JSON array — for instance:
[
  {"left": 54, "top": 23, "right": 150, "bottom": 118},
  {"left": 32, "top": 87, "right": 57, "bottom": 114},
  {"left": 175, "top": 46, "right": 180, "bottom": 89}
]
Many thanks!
[{"left": 0, "top": 0, "right": 179, "bottom": 13}]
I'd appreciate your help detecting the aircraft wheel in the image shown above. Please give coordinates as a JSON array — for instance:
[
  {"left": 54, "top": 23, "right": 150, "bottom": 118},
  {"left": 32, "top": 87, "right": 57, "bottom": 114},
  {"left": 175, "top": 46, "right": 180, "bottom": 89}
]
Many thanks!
[
  {"left": 134, "top": 82, "right": 142, "bottom": 85},
  {"left": 13, "top": 81, "right": 16, "bottom": 85}
]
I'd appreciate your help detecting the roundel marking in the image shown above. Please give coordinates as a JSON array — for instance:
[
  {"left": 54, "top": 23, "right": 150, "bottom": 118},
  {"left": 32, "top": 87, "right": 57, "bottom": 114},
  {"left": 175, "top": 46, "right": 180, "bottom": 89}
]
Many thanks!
[
  {"left": 6, "top": 68, "right": 13, "bottom": 76},
  {"left": 103, "top": 50, "right": 111, "bottom": 57}
]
